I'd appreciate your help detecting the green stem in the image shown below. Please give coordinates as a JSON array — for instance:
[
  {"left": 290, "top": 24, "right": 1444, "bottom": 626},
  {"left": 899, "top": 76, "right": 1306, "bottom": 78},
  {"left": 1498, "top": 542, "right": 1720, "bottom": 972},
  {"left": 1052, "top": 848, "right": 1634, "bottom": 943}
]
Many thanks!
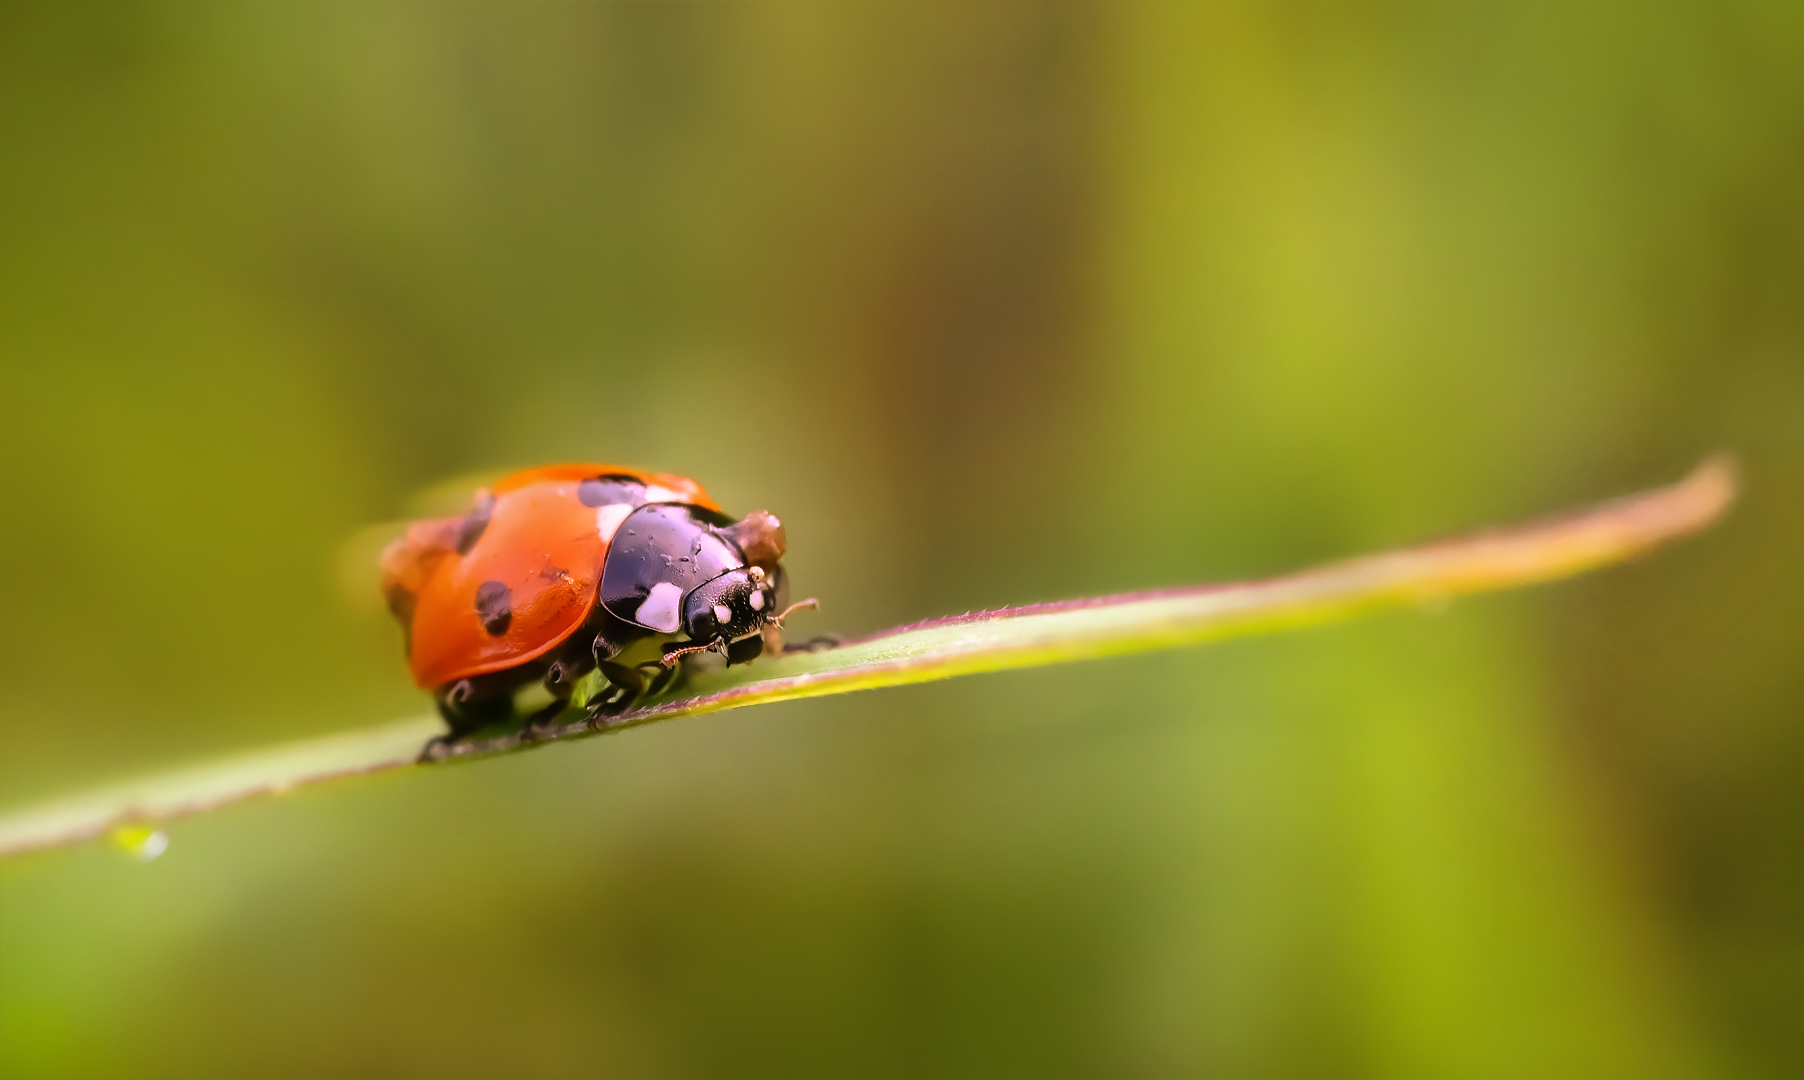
[{"left": 0, "top": 457, "right": 1736, "bottom": 861}]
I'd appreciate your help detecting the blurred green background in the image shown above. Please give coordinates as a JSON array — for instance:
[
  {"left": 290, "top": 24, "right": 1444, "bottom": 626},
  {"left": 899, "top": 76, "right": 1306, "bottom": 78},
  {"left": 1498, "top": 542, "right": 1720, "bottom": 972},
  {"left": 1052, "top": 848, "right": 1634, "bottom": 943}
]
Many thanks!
[{"left": 2, "top": 3, "right": 1801, "bottom": 1076}]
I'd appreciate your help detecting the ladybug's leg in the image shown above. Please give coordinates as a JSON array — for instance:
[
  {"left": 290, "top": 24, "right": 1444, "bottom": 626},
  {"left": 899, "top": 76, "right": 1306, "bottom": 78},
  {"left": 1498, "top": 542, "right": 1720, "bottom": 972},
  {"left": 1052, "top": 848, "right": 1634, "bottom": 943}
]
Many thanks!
[
  {"left": 588, "top": 660, "right": 646, "bottom": 722},
  {"left": 782, "top": 634, "right": 843, "bottom": 653},
  {"left": 585, "top": 613, "right": 655, "bottom": 723},
  {"left": 420, "top": 673, "right": 518, "bottom": 761},
  {"left": 436, "top": 676, "right": 515, "bottom": 736},
  {"left": 589, "top": 656, "right": 685, "bottom": 722},
  {"left": 759, "top": 579, "right": 836, "bottom": 654},
  {"left": 517, "top": 699, "right": 571, "bottom": 742},
  {"left": 519, "top": 649, "right": 593, "bottom": 742},
  {"left": 643, "top": 660, "right": 682, "bottom": 697}
]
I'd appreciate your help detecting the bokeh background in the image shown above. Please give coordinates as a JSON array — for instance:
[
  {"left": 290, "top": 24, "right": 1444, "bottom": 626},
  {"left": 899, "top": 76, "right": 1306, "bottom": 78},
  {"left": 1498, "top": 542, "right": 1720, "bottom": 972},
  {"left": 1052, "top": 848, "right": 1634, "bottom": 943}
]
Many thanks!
[{"left": 3, "top": 3, "right": 1802, "bottom": 1076}]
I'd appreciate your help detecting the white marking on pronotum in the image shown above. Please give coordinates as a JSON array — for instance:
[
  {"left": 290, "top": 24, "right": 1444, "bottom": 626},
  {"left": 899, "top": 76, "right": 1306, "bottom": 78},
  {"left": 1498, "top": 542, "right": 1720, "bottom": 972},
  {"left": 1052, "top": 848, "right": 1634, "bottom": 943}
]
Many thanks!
[
  {"left": 694, "top": 532, "right": 738, "bottom": 571},
  {"left": 748, "top": 589, "right": 765, "bottom": 611},
  {"left": 635, "top": 581, "right": 685, "bottom": 633},
  {"left": 713, "top": 603, "right": 732, "bottom": 625},
  {"left": 596, "top": 502, "right": 635, "bottom": 542},
  {"left": 645, "top": 485, "right": 680, "bottom": 503}
]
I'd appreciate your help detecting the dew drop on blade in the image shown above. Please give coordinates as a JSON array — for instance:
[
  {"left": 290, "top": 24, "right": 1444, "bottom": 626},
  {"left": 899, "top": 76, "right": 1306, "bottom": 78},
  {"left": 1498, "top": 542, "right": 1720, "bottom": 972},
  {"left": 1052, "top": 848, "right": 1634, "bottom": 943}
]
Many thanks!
[{"left": 110, "top": 825, "right": 169, "bottom": 862}]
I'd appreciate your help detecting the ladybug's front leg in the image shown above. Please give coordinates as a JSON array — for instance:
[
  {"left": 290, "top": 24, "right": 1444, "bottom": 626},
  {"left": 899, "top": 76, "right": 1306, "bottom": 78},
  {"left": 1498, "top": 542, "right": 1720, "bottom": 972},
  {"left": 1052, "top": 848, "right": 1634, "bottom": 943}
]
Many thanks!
[
  {"left": 764, "top": 622, "right": 841, "bottom": 656},
  {"left": 587, "top": 660, "right": 645, "bottom": 723},
  {"left": 584, "top": 616, "right": 658, "bottom": 725},
  {"left": 757, "top": 583, "right": 836, "bottom": 655},
  {"left": 780, "top": 632, "right": 843, "bottom": 654},
  {"left": 587, "top": 654, "right": 688, "bottom": 725}
]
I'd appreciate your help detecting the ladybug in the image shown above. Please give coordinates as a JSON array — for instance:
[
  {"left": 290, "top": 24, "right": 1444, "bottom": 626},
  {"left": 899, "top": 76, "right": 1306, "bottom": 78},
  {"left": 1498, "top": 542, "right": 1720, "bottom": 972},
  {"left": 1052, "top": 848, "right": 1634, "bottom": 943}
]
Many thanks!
[{"left": 379, "top": 464, "right": 812, "bottom": 750}]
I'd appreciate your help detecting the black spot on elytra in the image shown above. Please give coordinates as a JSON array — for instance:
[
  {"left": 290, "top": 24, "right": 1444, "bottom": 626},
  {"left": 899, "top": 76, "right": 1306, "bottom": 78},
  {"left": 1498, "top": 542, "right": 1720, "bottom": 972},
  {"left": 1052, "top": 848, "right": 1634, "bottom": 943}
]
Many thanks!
[
  {"left": 475, "top": 580, "right": 512, "bottom": 636},
  {"left": 578, "top": 475, "right": 647, "bottom": 508},
  {"left": 456, "top": 491, "right": 496, "bottom": 555}
]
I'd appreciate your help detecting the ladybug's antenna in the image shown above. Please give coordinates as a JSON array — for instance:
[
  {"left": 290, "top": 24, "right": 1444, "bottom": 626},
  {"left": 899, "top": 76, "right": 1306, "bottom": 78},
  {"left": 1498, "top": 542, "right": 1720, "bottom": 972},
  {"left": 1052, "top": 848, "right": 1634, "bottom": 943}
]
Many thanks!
[{"left": 771, "top": 598, "right": 819, "bottom": 627}]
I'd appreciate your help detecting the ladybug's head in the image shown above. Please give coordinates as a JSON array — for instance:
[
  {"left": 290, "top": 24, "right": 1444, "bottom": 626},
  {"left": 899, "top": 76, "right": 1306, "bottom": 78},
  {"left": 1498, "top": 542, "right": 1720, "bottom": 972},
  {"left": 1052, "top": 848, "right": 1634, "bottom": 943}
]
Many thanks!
[{"left": 682, "top": 564, "right": 779, "bottom": 648}]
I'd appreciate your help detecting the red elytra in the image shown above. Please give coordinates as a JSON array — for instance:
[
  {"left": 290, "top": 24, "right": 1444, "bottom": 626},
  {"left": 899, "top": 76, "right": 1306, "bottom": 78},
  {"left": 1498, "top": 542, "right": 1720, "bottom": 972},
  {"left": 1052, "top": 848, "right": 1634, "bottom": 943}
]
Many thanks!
[{"left": 380, "top": 464, "right": 722, "bottom": 689}]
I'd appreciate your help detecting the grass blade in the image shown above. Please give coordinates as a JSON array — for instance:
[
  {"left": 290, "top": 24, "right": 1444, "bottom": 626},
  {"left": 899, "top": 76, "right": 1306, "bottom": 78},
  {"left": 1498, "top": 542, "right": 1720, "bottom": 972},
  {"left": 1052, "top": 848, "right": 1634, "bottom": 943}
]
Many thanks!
[{"left": 0, "top": 457, "right": 1736, "bottom": 861}]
